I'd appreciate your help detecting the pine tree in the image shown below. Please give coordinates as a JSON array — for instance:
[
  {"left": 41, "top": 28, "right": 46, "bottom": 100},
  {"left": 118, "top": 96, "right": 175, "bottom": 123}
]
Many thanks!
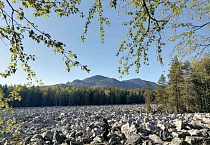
[
  {"left": 144, "top": 82, "right": 152, "bottom": 113},
  {"left": 190, "top": 55, "right": 210, "bottom": 112},
  {"left": 181, "top": 61, "right": 193, "bottom": 112},
  {"left": 155, "top": 74, "right": 168, "bottom": 113},
  {"left": 168, "top": 56, "right": 185, "bottom": 113}
]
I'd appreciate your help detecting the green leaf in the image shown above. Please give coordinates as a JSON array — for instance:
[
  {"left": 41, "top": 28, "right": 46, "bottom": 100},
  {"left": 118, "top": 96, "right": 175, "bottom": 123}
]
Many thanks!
[{"left": 12, "top": 0, "right": 16, "bottom": 4}]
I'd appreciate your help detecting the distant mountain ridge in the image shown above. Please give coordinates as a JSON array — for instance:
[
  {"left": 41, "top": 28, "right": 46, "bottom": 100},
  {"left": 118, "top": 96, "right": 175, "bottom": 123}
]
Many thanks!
[{"left": 54, "top": 75, "right": 157, "bottom": 90}]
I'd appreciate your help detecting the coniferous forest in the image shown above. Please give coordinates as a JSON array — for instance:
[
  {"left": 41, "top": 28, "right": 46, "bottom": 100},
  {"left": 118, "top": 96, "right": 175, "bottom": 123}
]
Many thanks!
[
  {"left": 1, "top": 85, "right": 146, "bottom": 107},
  {"left": 0, "top": 55, "right": 209, "bottom": 113}
]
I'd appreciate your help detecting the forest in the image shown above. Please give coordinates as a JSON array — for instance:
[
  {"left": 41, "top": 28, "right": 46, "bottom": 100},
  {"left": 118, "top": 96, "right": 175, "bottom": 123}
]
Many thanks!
[{"left": 0, "top": 55, "right": 209, "bottom": 113}]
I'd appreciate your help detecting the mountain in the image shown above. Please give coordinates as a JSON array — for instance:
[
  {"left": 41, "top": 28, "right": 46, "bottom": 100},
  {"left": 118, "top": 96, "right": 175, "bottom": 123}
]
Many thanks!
[{"left": 54, "top": 75, "right": 157, "bottom": 90}]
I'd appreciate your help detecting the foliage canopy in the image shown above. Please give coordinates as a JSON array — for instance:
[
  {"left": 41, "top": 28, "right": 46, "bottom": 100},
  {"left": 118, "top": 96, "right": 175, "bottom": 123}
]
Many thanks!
[{"left": 0, "top": 0, "right": 209, "bottom": 81}]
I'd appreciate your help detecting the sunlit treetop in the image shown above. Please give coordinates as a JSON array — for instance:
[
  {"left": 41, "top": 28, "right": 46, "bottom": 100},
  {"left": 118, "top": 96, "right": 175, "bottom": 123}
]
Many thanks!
[
  {"left": 115, "top": 0, "right": 209, "bottom": 76},
  {"left": 0, "top": 0, "right": 209, "bottom": 84}
]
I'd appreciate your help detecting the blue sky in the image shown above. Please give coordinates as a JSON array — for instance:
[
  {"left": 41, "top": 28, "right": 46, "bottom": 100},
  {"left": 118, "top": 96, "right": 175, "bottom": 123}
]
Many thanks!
[{"left": 0, "top": 1, "right": 173, "bottom": 86}]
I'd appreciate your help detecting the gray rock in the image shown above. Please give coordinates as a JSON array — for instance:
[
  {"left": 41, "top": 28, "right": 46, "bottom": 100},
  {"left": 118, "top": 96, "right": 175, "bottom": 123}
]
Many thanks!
[
  {"left": 178, "top": 131, "right": 191, "bottom": 139},
  {"left": 125, "top": 134, "right": 141, "bottom": 145},
  {"left": 203, "top": 139, "right": 210, "bottom": 145},
  {"left": 69, "top": 131, "right": 76, "bottom": 138},
  {"left": 149, "top": 134, "right": 163, "bottom": 143},
  {"left": 92, "top": 136, "right": 103, "bottom": 143},
  {"left": 146, "top": 123, "right": 161, "bottom": 132},
  {"left": 109, "top": 137, "right": 122, "bottom": 145},
  {"left": 53, "top": 131, "right": 65, "bottom": 144},
  {"left": 119, "top": 133, "right": 126, "bottom": 140},
  {"left": 30, "top": 134, "right": 44, "bottom": 142},
  {"left": 188, "top": 129, "right": 200, "bottom": 136},
  {"left": 198, "top": 129, "right": 209, "bottom": 137},
  {"left": 42, "top": 130, "right": 53, "bottom": 141},
  {"left": 31, "top": 139, "right": 45, "bottom": 145},
  {"left": 144, "top": 117, "right": 149, "bottom": 123},
  {"left": 81, "top": 137, "right": 91, "bottom": 144},
  {"left": 158, "top": 129, "right": 171, "bottom": 141},
  {"left": 69, "top": 141, "right": 81, "bottom": 145},
  {"left": 75, "top": 131, "right": 83, "bottom": 137},
  {"left": 173, "top": 119, "right": 183, "bottom": 130},
  {"left": 121, "top": 123, "right": 137, "bottom": 138},
  {"left": 142, "top": 140, "right": 153, "bottom": 145},
  {"left": 45, "top": 141, "right": 52, "bottom": 145},
  {"left": 23, "top": 135, "right": 33, "bottom": 144},
  {"left": 171, "top": 137, "right": 188, "bottom": 145},
  {"left": 185, "top": 136, "right": 204, "bottom": 145},
  {"left": 121, "top": 123, "right": 129, "bottom": 134}
]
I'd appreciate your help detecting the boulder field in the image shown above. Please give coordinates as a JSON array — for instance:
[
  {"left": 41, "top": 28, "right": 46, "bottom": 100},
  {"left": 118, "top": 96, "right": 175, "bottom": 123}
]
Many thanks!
[{"left": 0, "top": 105, "right": 209, "bottom": 145}]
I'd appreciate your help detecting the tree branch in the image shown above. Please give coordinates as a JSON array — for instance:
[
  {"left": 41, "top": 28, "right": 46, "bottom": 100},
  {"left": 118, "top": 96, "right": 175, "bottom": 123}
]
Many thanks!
[
  {"left": 192, "top": 22, "right": 210, "bottom": 32},
  {"left": 142, "top": 0, "right": 168, "bottom": 23}
]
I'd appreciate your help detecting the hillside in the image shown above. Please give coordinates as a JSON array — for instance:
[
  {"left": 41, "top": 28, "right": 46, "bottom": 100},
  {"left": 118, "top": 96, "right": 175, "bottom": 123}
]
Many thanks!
[{"left": 54, "top": 75, "right": 157, "bottom": 90}]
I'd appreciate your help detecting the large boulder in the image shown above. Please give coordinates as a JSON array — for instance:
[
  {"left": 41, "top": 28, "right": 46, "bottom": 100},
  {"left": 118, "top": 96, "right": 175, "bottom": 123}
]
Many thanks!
[
  {"left": 30, "top": 134, "right": 44, "bottom": 142},
  {"left": 173, "top": 119, "right": 183, "bottom": 130},
  {"left": 203, "top": 139, "right": 210, "bottom": 145},
  {"left": 124, "top": 134, "right": 141, "bottom": 145},
  {"left": 185, "top": 136, "right": 204, "bottom": 145},
  {"left": 52, "top": 131, "right": 65, "bottom": 144},
  {"left": 188, "top": 129, "right": 200, "bottom": 136},
  {"left": 121, "top": 123, "right": 137, "bottom": 138},
  {"left": 171, "top": 137, "right": 189, "bottom": 145},
  {"left": 146, "top": 123, "right": 161, "bottom": 132},
  {"left": 158, "top": 129, "right": 172, "bottom": 141},
  {"left": 92, "top": 136, "right": 103, "bottom": 143},
  {"left": 109, "top": 137, "right": 122, "bottom": 145},
  {"left": 149, "top": 134, "right": 163, "bottom": 144},
  {"left": 30, "top": 134, "right": 45, "bottom": 145},
  {"left": 42, "top": 130, "right": 53, "bottom": 141}
]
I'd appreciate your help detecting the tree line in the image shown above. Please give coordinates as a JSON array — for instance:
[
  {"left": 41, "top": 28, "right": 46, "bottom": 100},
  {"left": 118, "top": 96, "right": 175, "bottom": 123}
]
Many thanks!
[
  {"left": 0, "top": 55, "right": 209, "bottom": 113},
  {"left": 153, "top": 55, "right": 209, "bottom": 113},
  {"left": 0, "top": 85, "right": 147, "bottom": 107}
]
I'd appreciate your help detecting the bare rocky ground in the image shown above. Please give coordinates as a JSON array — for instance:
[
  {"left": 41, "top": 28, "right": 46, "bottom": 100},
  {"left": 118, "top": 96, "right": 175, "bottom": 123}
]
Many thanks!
[{"left": 0, "top": 104, "right": 210, "bottom": 145}]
